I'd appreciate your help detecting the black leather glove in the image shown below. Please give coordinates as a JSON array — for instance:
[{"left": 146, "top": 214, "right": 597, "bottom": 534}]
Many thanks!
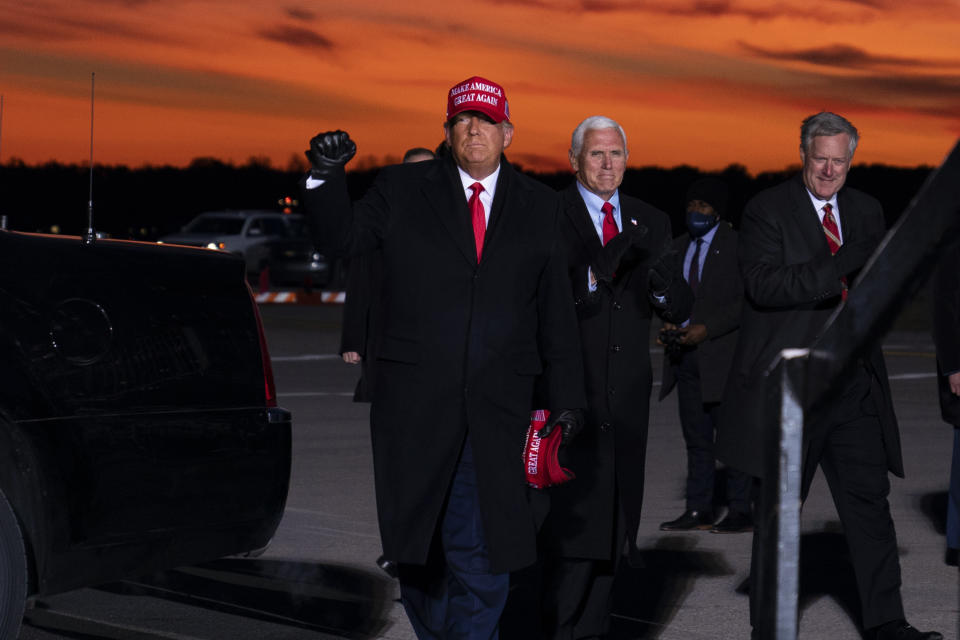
[
  {"left": 537, "top": 408, "right": 585, "bottom": 445},
  {"left": 593, "top": 222, "right": 650, "bottom": 283},
  {"left": 833, "top": 233, "right": 882, "bottom": 277},
  {"left": 305, "top": 130, "right": 357, "bottom": 180},
  {"left": 648, "top": 249, "right": 682, "bottom": 300}
]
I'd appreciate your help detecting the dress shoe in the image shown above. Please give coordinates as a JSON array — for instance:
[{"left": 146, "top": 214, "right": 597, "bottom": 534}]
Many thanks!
[
  {"left": 659, "top": 509, "right": 713, "bottom": 531},
  {"left": 710, "top": 510, "right": 753, "bottom": 534},
  {"left": 872, "top": 619, "right": 943, "bottom": 640}
]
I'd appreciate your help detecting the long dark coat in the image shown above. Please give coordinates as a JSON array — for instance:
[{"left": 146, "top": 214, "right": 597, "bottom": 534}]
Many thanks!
[
  {"left": 302, "top": 156, "right": 586, "bottom": 573},
  {"left": 933, "top": 241, "right": 960, "bottom": 426},
  {"left": 339, "top": 250, "right": 383, "bottom": 402},
  {"left": 659, "top": 222, "right": 743, "bottom": 404},
  {"left": 543, "top": 182, "right": 691, "bottom": 563},
  {"left": 716, "top": 175, "right": 903, "bottom": 481}
]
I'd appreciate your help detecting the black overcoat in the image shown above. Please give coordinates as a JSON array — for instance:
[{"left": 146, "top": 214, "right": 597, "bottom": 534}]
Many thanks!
[
  {"left": 716, "top": 175, "right": 902, "bottom": 480},
  {"left": 659, "top": 222, "right": 743, "bottom": 404},
  {"left": 933, "top": 241, "right": 960, "bottom": 427},
  {"left": 543, "top": 182, "right": 690, "bottom": 562},
  {"left": 339, "top": 250, "right": 383, "bottom": 402},
  {"left": 303, "top": 156, "right": 586, "bottom": 573}
]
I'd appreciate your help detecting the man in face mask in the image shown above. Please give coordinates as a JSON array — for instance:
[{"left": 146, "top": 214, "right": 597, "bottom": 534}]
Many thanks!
[{"left": 658, "top": 177, "right": 753, "bottom": 533}]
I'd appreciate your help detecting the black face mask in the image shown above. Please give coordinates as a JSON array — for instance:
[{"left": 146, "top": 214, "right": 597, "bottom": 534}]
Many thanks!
[{"left": 685, "top": 210, "right": 719, "bottom": 237}]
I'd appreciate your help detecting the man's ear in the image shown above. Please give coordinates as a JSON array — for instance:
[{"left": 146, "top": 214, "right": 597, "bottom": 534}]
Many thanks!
[
  {"left": 569, "top": 149, "right": 578, "bottom": 173},
  {"left": 502, "top": 123, "right": 514, "bottom": 149}
]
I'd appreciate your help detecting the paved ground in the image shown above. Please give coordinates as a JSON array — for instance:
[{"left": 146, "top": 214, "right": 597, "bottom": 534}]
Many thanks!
[{"left": 20, "top": 304, "right": 959, "bottom": 640}]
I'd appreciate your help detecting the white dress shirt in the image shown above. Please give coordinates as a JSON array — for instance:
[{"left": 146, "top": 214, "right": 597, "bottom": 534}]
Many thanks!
[{"left": 456, "top": 165, "right": 499, "bottom": 224}]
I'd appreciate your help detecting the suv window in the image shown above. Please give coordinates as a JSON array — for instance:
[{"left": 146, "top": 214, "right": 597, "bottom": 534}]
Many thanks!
[
  {"left": 186, "top": 217, "right": 245, "bottom": 234},
  {"left": 248, "top": 217, "right": 289, "bottom": 237}
]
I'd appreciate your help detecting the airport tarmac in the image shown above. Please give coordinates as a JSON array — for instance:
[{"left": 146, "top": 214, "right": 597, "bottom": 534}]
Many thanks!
[{"left": 20, "top": 304, "right": 959, "bottom": 640}]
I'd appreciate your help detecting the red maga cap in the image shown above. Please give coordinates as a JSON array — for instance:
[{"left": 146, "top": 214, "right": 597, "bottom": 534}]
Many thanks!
[
  {"left": 446, "top": 76, "right": 510, "bottom": 123},
  {"left": 524, "top": 409, "right": 575, "bottom": 490}
]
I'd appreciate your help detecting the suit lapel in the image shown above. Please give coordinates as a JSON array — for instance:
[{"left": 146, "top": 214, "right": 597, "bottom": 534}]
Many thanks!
[
  {"left": 422, "top": 157, "right": 479, "bottom": 267},
  {"left": 563, "top": 183, "right": 639, "bottom": 292},
  {"left": 790, "top": 176, "right": 834, "bottom": 258},
  {"left": 836, "top": 188, "right": 865, "bottom": 243},
  {"left": 699, "top": 223, "right": 730, "bottom": 289},
  {"left": 478, "top": 158, "right": 521, "bottom": 265},
  {"left": 612, "top": 199, "right": 642, "bottom": 292},
  {"left": 562, "top": 183, "right": 603, "bottom": 254}
]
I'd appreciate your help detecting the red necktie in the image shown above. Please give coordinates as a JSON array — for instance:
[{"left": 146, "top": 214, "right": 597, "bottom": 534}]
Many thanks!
[
  {"left": 822, "top": 203, "right": 847, "bottom": 299},
  {"left": 469, "top": 182, "right": 485, "bottom": 261},
  {"left": 601, "top": 202, "right": 617, "bottom": 246}
]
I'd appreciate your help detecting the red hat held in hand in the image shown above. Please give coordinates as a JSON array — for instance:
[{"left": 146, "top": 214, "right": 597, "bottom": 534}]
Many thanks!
[{"left": 524, "top": 409, "right": 575, "bottom": 489}]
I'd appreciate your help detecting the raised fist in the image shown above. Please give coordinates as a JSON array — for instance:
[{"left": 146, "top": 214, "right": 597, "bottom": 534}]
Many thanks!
[{"left": 305, "top": 130, "right": 357, "bottom": 179}]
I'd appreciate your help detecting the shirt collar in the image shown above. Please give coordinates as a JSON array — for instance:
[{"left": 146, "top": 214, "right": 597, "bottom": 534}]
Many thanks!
[
  {"left": 698, "top": 222, "right": 720, "bottom": 245},
  {"left": 805, "top": 188, "right": 838, "bottom": 220},
  {"left": 576, "top": 181, "right": 620, "bottom": 219},
  {"left": 457, "top": 164, "right": 500, "bottom": 200}
]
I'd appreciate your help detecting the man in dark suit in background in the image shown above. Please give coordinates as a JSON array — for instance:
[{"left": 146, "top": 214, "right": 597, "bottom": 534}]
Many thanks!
[
  {"left": 302, "top": 76, "right": 586, "bottom": 640},
  {"left": 932, "top": 240, "right": 960, "bottom": 565},
  {"left": 658, "top": 177, "right": 752, "bottom": 534},
  {"left": 539, "top": 115, "right": 692, "bottom": 639},
  {"left": 716, "top": 111, "right": 941, "bottom": 640}
]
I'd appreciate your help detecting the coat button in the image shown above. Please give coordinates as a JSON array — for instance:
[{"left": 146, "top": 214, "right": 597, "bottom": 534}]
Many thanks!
[
  {"left": 611, "top": 344, "right": 621, "bottom": 352},
  {"left": 613, "top": 302, "right": 622, "bottom": 310},
  {"left": 608, "top": 387, "right": 616, "bottom": 395},
  {"left": 600, "top": 422, "right": 611, "bottom": 432}
]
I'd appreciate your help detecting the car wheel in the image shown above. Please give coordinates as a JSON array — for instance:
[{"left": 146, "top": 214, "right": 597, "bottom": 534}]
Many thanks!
[{"left": 0, "top": 487, "right": 27, "bottom": 639}]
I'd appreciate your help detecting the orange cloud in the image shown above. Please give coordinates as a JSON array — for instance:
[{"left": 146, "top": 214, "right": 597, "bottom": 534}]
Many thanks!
[{"left": 0, "top": 0, "right": 956, "bottom": 173}]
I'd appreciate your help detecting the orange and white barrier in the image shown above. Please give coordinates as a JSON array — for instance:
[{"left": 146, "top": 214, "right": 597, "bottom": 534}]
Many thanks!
[{"left": 254, "top": 291, "right": 346, "bottom": 305}]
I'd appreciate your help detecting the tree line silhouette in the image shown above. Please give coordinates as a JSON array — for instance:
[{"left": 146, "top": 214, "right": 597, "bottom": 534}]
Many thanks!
[{"left": 0, "top": 157, "right": 933, "bottom": 241}]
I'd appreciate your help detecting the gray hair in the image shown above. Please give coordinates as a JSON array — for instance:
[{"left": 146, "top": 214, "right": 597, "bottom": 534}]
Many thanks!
[
  {"left": 570, "top": 116, "right": 628, "bottom": 157},
  {"left": 800, "top": 112, "right": 859, "bottom": 156}
]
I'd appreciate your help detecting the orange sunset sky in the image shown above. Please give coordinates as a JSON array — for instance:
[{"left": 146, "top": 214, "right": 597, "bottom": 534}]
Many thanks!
[{"left": 1, "top": 0, "right": 958, "bottom": 173}]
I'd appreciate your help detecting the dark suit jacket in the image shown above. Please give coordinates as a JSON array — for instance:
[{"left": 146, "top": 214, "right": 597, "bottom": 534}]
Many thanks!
[
  {"left": 302, "top": 155, "right": 586, "bottom": 573},
  {"left": 716, "top": 175, "right": 902, "bottom": 480},
  {"left": 543, "top": 182, "right": 691, "bottom": 563},
  {"left": 933, "top": 241, "right": 960, "bottom": 427},
  {"left": 659, "top": 221, "right": 742, "bottom": 404}
]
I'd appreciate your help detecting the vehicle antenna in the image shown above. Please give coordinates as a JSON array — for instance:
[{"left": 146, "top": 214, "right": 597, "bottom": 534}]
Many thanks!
[
  {"left": 0, "top": 94, "right": 7, "bottom": 231},
  {"left": 0, "top": 94, "right": 4, "bottom": 164},
  {"left": 82, "top": 73, "right": 97, "bottom": 245}
]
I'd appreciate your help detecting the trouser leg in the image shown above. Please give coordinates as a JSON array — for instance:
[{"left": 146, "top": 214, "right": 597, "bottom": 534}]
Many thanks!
[
  {"left": 399, "top": 558, "right": 448, "bottom": 640},
  {"left": 441, "top": 439, "right": 509, "bottom": 640},
  {"left": 675, "top": 350, "right": 714, "bottom": 511},
  {"left": 541, "top": 558, "right": 595, "bottom": 640},
  {"left": 399, "top": 439, "right": 509, "bottom": 640},
  {"left": 541, "top": 501, "right": 626, "bottom": 640},
  {"left": 820, "top": 413, "right": 904, "bottom": 629},
  {"left": 947, "top": 429, "right": 960, "bottom": 550}
]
